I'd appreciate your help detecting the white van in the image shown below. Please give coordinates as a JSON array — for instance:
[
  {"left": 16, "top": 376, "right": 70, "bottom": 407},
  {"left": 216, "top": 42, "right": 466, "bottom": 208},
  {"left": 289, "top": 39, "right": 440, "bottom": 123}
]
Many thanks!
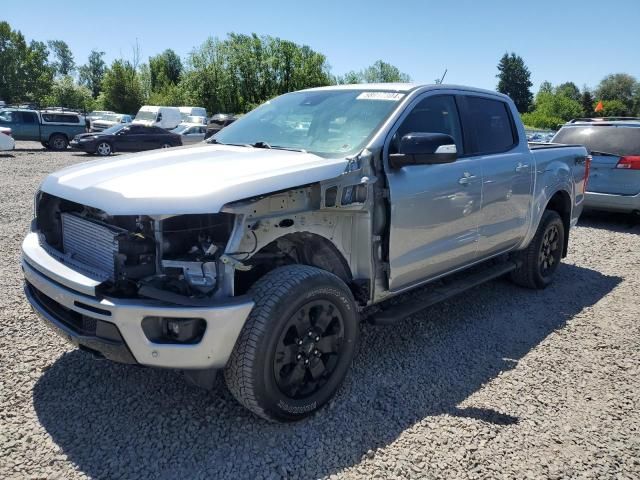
[
  {"left": 133, "top": 106, "right": 182, "bottom": 129},
  {"left": 179, "top": 106, "right": 208, "bottom": 122}
]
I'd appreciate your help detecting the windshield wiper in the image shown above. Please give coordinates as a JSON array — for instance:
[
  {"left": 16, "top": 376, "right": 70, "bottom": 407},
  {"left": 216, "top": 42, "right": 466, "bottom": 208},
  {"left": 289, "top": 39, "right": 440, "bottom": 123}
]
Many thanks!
[{"left": 251, "top": 141, "right": 307, "bottom": 153}]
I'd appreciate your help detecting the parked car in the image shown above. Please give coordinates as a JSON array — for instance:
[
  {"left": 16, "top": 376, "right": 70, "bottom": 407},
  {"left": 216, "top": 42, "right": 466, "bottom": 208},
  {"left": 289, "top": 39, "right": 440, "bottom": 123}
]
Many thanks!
[
  {"left": 0, "top": 108, "right": 85, "bottom": 150},
  {"left": 22, "top": 84, "right": 589, "bottom": 422},
  {"left": 183, "top": 115, "right": 207, "bottom": 125},
  {"left": 0, "top": 127, "right": 15, "bottom": 151},
  {"left": 90, "top": 113, "right": 133, "bottom": 132},
  {"left": 86, "top": 110, "right": 115, "bottom": 122},
  {"left": 70, "top": 124, "right": 182, "bottom": 156},
  {"left": 179, "top": 106, "right": 207, "bottom": 122},
  {"left": 552, "top": 117, "right": 640, "bottom": 214},
  {"left": 204, "top": 113, "right": 238, "bottom": 139},
  {"left": 132, "top": 106, "right": 181, "bottom": 129},
  {"left": 171, "top": 123, "right": 207, "bottom": 145}
]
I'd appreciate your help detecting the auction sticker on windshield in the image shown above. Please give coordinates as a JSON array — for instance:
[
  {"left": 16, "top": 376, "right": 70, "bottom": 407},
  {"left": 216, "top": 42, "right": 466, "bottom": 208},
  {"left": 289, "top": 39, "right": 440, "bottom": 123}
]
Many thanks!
[{"left": 356, "top": 92, "right": 405, "bottom": 101}]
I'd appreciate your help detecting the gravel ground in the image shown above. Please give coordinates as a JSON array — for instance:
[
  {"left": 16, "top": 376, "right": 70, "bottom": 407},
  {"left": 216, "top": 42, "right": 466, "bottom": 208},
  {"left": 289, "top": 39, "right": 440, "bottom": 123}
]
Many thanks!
[{"left": 1, "top": 141, "right": 639, "bottom": 480}]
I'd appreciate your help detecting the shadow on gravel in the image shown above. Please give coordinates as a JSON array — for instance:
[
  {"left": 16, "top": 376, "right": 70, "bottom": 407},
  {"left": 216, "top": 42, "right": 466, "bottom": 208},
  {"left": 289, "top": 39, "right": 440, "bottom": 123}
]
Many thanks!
[
  {"left": 579, "top": 210, "right": 640, "bottom": 233},
  {"left": 33, "top": 263, "right": 621, "bottom": 479}
]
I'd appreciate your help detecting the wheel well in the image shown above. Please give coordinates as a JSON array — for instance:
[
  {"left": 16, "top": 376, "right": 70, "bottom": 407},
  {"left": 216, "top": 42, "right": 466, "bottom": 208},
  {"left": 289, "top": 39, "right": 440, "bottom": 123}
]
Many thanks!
[
  {"left": 545, "top": 190, "right": 571, "bottom": 257},
  {"left": 234, "top": 232, "right": 353, "bottom": 295},
  {"left": 48, "top": 132, "right": 70, "bottom": 141}
]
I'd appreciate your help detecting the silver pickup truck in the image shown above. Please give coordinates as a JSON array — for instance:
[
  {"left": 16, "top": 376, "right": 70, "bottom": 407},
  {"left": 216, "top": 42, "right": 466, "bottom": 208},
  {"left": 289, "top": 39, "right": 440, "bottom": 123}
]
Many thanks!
[{"left": 22, "top": 84, "right": 589, "bottom": 422}]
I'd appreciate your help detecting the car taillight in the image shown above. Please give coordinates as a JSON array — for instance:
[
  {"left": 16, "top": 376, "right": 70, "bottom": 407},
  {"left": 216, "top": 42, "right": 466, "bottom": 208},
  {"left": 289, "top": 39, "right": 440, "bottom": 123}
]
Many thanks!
[
  {"left": 584, "top": 155, "right": 591, "bottom": 193},
  {"left": 616, "top": 156, "right": 640, "bottom": 170}
]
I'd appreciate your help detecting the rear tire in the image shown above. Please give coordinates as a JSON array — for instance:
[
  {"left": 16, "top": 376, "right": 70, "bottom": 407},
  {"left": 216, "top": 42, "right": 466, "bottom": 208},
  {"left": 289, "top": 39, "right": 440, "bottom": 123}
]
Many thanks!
[
  {"left": 510, "top": 210, "right": 565, "bottom": 289},
  {"left": 49, "top": 134, "right": 68, "bottom": 151},
  {"left": 224, "top": 265, "right": 359, "bottom": 422}
]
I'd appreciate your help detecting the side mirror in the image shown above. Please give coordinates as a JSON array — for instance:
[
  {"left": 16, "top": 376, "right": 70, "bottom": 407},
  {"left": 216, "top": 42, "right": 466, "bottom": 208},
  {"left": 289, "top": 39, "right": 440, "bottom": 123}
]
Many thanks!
[
  {"left": 157, "top": 113, "right": 163, "bottom": 122},
  {"left": 389, "top": 132, "right": 458, "bottom": 168}
]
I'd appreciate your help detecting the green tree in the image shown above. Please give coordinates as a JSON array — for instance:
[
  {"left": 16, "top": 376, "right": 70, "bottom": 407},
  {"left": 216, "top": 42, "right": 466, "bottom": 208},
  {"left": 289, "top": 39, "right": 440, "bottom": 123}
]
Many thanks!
[
  {"left": 149, "top": 49, "right": 183, "bottom": 91},
  {"left": 556, "top": 82, "right": 581, "bottom": 102},
  {"left": 595, "top": 73, "right": 638, "bottom": 115},
  {"left": 593, "top": 99, "right": 628, "bottom": 117},
  {"left": 101, "top": 59, "right": 143, "bottom": 114},
  {"left": 181, "top": 33, "right": 332, "bottom": 114},
  {"left": 78, "top": 50, "right": 106, "bottom": 98},
  {"left": 44, "top": 75, "right": 94, "bottom": 110},
  {"left": 335, "top": 60, "right": 410, "bottom": 84},
  {"left": 47, "top": 40, "right": 75, "bottom": 76},
  {"left": 581, "top": 88, "right": 594, "bottom": 117},
  {"left": 521, "top": 90, "right": 583, "bottom": 129},
  {"left": 538, "top": 81, "right": 553, "bottom": 94},
  {"left": 496, "top": 52, "right": 533, "bottom": 113},
  {"left": 0, "top": 22, "right": 54, "bottom": 104}
]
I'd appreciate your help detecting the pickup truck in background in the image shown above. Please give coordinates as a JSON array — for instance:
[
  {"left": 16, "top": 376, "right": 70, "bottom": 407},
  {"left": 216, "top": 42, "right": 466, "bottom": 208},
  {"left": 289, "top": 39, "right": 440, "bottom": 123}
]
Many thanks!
[
  {"left": 22, "top": 84, "right": 589, "bottom": 422},
  {"left": 0, "top": 108, "right": 86, "bottom": 150}
]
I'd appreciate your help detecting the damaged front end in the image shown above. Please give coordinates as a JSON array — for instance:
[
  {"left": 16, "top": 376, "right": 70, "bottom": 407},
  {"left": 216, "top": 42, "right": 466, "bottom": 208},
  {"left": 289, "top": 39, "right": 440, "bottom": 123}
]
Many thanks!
[{"left": 35, "top": 192, "right": 238, "bottom": 305}]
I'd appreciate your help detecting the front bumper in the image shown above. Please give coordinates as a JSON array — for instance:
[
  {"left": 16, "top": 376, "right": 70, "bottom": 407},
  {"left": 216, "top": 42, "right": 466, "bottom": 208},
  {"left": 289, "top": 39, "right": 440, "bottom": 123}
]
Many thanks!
[
  {"left": 585, "top": 191, "right": 640, "bottom": 213},
  {"left": 69, "top": 140, "right": 95, "bottom": 152},
  {"left": 22, "top": 232, "right": 254, "bottom": 369}
]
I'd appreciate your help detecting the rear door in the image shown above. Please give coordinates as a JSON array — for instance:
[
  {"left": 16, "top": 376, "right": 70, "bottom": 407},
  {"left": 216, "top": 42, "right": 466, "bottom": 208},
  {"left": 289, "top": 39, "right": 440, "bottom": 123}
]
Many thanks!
[
  {"left": 386, "top": 93, "right": 483, "bottom": 291},
  {"left": 459, "top": 95, "right": 534, "bottom": 257},
  {"left": 553, "top": 124, "right": 640, "bottom": 195}
]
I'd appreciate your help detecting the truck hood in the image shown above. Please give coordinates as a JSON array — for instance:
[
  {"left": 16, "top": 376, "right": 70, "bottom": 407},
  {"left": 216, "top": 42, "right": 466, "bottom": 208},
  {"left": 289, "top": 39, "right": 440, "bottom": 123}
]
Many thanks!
[{"left": 40, "top": 144, "right": 348, "bottom": 215}]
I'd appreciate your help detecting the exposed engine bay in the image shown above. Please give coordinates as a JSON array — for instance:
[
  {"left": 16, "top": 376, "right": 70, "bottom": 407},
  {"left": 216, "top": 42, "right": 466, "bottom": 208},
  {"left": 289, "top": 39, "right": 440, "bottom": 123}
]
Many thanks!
[{"left": 35, "top": 192, "right": 235, "bottom": 302}]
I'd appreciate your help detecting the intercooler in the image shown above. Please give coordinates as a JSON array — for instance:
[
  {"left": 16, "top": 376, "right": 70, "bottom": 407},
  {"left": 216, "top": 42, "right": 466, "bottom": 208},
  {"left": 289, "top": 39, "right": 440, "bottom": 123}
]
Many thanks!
[{"left": 60, "top": 212, "right": 125, "bottom": 281}]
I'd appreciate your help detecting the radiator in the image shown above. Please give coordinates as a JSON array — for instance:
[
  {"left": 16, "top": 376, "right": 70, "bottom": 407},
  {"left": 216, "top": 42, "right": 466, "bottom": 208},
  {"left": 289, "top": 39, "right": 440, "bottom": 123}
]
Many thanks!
[{"left": 61, "top": 213, "right": 125, "bottom": 281}]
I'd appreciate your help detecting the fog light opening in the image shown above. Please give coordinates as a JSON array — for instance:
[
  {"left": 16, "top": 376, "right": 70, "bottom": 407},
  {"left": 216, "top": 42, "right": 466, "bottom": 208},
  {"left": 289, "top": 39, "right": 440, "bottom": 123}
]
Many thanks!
[{"left": 142, "top": 316, "right": 206, "bottom": 344}]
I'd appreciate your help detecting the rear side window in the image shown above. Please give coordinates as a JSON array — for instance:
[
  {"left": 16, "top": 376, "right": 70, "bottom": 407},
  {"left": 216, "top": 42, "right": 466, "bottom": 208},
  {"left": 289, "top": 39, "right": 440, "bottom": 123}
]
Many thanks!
[
  {"left": 42, "top": 113, "right": 80, "bottom": 123},
  {"left": 553, "top": 126, "right": 640, "bottom": 156},
  {"left": 21, "top": 112, "right": 38, "bottom": 124},
  {"left": 466, "top": 97, "right": 516, "bottom": 154}
]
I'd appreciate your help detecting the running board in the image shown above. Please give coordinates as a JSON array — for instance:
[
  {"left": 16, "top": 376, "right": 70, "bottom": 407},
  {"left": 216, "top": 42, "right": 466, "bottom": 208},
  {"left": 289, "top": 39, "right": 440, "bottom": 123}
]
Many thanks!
[{"left": 369, "top": 261, "right": 517, "bottom": 326}]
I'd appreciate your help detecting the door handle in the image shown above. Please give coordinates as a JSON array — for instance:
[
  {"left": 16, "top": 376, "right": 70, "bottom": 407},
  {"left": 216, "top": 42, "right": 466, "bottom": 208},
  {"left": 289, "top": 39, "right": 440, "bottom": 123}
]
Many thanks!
[
  {"left": 515, "top": 163, "right": 530, "bottom": 172},
  {"left": 458, "top": 172, "right": 476, "bottom": 185}
]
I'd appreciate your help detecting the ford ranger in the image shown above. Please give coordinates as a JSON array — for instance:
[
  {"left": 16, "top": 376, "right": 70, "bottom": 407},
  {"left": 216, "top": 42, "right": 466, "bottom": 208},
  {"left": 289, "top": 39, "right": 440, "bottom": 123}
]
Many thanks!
[{"left": 22, "top": 84, "right": 590, "bottom": 421}]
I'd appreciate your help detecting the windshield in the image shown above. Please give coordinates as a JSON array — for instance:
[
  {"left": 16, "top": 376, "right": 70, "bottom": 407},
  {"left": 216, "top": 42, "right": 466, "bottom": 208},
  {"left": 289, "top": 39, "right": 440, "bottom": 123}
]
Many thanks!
[
  {"left": 102, "top": 124, "right": 126, "bottom": 135},
  {"left": 135, "top": 110, "right": 158, "bottom": 122},
  {"left": 553, "top": 125, "right": 640, "bottom": 156},
  {"left": 100, "top": 114, "right": 121, "bottom": 122},
  {"left": 211, "top": 90, "right": 404, "bottom": 157}
]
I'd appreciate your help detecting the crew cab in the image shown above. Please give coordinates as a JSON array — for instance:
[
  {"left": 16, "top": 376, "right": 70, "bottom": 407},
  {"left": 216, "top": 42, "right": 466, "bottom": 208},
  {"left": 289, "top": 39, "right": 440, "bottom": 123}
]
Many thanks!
[
  {"left": 22, "top": 84, "right": 589, "bottom": 422},
  {"left": 0, "top": 108, "right": 86, "bottom": 150}
]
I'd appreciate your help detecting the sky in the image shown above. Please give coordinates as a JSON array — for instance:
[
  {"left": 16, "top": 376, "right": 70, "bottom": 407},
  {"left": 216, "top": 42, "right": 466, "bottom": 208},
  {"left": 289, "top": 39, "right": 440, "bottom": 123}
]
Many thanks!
[{"left": 3, "top": 0, "right": 640, "bottom": 93}]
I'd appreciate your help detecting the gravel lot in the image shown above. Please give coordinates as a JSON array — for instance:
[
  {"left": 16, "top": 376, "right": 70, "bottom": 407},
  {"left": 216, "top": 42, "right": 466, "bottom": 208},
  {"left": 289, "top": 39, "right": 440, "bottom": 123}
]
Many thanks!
[{"left": 1, "top": 142, "right": 639, "bottom": 479}]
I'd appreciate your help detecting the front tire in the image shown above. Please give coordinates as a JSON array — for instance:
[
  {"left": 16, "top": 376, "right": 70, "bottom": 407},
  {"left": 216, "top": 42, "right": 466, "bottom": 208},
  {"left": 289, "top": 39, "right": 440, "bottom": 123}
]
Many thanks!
[
  {"left": 224, "top": 265, "right": 359, "bottom": 422},
  {"left": 511, "top": 210, "right": 565, "bottom": 289},
  {"left": 95, "top": 141, "right": 112, "bottom": 156}
]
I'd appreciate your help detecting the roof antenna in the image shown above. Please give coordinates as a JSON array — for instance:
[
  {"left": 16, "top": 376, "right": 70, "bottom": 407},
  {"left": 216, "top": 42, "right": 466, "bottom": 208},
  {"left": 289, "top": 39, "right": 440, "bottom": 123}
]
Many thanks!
[{"left": 435, "top": 69, "right": 448, "bottom": 85}]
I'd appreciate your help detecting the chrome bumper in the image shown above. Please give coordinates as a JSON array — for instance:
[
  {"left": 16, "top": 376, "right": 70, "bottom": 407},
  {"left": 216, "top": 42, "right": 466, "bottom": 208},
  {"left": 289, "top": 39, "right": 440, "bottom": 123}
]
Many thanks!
[
  {"left": 585, "top": 192, "right": 640, "bottom": 213},
  {"left": 21, "top": 233, "right": 254, "bottom": 369}
]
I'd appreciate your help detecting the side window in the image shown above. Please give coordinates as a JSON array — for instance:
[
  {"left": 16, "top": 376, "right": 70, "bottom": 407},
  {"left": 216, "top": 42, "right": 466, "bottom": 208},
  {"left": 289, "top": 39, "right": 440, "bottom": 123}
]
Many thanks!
[
  {"left": 391, "top": 95, "right": 463, "bottom": 154},
  {"left": 22, "top": 112, "right": 37, "bottom": 124},
  {"left": 128, "top": 126, "right": 145, "bottom": 135},
  {"left": 465, "top": 96, "right": 516, "bottom": 154},
  {"left": 0, "top": 111, "right": 14, "bottom": 123}
]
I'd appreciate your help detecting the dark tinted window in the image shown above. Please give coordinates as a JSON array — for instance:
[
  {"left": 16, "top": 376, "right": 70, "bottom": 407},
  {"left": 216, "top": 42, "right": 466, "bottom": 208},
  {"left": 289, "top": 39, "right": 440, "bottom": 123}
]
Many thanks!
[
  {"left": 127, "top": 125, "right": 146, "bottom": 135},
  {"left": 22, "top": 112, "right": 38, "bottom": 124},
  {"left": 149, "top": 127, "right": 167, "bottom": 134},
  {"left": 553, "top": 125, "right": 640, "bottom": 156},
  {"left": 392, "top": 95, "right": 463, "bottom": 154},
  {"left": 42, "top": 113, "right": 80, "bottom": 123},
  {"left": 466, "top": 97, "right": 515, "bottom": 154}
]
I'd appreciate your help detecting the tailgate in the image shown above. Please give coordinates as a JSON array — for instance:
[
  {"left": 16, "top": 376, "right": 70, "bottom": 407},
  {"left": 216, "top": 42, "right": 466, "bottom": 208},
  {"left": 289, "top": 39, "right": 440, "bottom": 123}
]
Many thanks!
[{"left": 589, "top": 153, "right": 640, "bottom": 195}]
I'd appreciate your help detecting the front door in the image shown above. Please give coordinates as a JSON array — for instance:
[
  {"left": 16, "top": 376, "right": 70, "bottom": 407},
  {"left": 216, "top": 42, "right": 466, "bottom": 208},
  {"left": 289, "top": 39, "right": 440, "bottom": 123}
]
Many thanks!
[{"left": 386, "top": 94, "right": 483, "bottom": 291}]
